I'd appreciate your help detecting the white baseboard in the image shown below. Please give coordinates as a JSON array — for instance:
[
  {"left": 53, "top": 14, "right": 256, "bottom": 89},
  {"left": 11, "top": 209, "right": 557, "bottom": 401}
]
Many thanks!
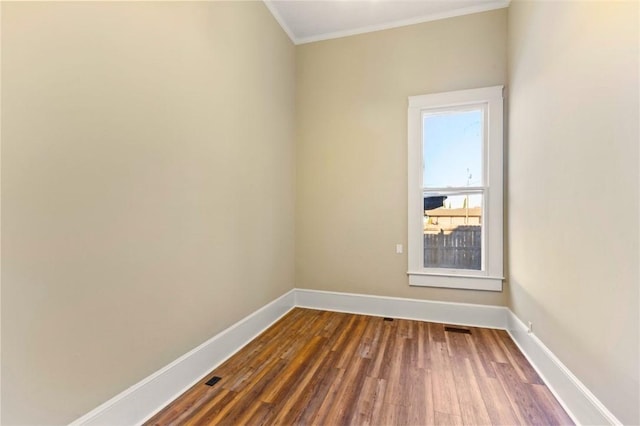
[
  {"left": 506, "top": 311, "right": 622, "bottom": 426},
  {"left": 295, "top": 288, "right": 508, "bottom": 329},
  {"left": 69, "top": 288, "right": 620, "bottom": 426},
  {"left": 69, "top": 289, "right": 296, "bottom": 426}
]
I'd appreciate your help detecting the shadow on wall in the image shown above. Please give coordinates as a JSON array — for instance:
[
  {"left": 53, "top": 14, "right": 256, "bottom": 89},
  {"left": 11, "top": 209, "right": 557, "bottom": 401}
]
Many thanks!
[{"left": 507, "top": 278, "right": 638, "bottom": 423}]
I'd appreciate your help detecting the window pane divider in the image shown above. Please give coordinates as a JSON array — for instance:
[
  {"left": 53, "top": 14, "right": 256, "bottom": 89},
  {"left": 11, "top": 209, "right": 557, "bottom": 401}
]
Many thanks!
[{"left": 423, "top": 187, "right": 486, "bottom": 195}]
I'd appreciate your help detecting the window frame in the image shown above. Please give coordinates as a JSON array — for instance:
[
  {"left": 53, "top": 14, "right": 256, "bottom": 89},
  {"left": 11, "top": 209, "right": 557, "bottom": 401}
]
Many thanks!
[{"left": 407, "top": 86, "right": 504, "bottom": 291}]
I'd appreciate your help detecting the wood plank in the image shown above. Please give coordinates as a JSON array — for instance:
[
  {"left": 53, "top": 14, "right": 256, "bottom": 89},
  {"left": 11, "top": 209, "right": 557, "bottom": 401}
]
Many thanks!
[
  {"left": 493, "top": 329, "right": 544, "bottom": 384},
  {"left": 531, "top": 383, "right": 574, "bottom": 425},
  {"left": 144, "top": 382, "right": 221, "bottom": 425},
  {"left": 320, "top": 311, "right": 348, "bottom": 339},
  {"left": 334, "top": 315, "right": 368, "bottom": 369},
  {"left": 397, "top": 318, "right": 414, "bottom": 339},
  {"left": 320, "top": 356, "right": 371, "bottom": 425},
  {"left": 382, "top": 332, "right": 407, "bottom": 406},
  {"left": 145, "top": 308, "right": 572, "bottom": 426},
  {"left": 197, "top": 358, "right": 289, "bottom": 425},
  {"left": 493, "top": 361, "right": 554, "bottom": 425},
  {"left": 416, "top": 320, "right": 430, "bottom": 369},
  {"left": 350, "top": 376, "right": 387, "bottom": 426},
  {"left": 267, "top": 345, "right": 334, "bottom": 424},
  {"left": 287, "top": 350, "right": 342, "bottom": 425},
  {"left": 482, "top": 376, "right": 522, "bottom": 425},
  {"left": 430, "top": 340, "right": 462, "bottom": 417},
  {"left": 307, "top": 367, "right": 347, "bottom": 424},
  {"left": 435, "top": 410, "right": 463, "bottom": 426},
  {"left": 357, "top": 317, "right": 382, "bottom": 359},
  {"left": 217, "top": 399, "right": 272, "bottom": 426},
  {"left": 502, "top": 330, "right": 544, "bottom": 384},
  {"left": 181, "top": 389, "right": 237, "bottom": 425},
  {"left": 406, "top": 367, "right": 434, "bottom": 425},
  {"left": 466, "top": 327, "right": 500, "bottom": 379},
  {"left": 240, "top": 402, "right": 274, "bottom": 426},
  {"left": 451, "top": 355, "right": 492, "bottom": 425},
  {"left": 466, "top": 351, "right": 521, "bottom": 426},
  {"left": 477, "top": 327, "right": 509, "bottom": 364},
  {"left": 444, "top": 327, "right": 472, "bottom": 358},
  {"left": 380, "top": 403, "right": 409, "bottom": 426},
  {"left": 367, "top": 319, "right": 394, "bottom": 378},
  {"left": 259, "top": 335, "right": 326, "bottom": 403},
  {"left": 429, "top": 321, "right": 446, "bottom": 343}
]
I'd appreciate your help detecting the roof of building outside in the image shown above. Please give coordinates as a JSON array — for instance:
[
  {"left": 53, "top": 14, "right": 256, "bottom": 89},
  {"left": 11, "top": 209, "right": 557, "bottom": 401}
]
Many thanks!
[{"left": 426, "top": 207, "right": 481, "bottom": 217}]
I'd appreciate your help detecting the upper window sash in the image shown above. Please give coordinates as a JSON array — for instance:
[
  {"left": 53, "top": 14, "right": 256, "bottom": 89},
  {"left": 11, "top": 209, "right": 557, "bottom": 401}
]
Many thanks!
[{"left": 422, "top": 104, "right": 487, "bottom": 189}]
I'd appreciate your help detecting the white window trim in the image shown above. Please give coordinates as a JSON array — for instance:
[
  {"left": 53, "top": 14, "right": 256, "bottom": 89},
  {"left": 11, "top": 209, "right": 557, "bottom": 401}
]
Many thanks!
[{"left": 407, "top": 86, "right": 504, "bottom": 291}]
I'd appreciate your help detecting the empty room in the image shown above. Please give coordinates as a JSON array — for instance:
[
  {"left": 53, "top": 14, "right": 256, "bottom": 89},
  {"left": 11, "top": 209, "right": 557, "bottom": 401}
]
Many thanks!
[{"left": 1, "top": 0, "right": 638, "bottom": 425}]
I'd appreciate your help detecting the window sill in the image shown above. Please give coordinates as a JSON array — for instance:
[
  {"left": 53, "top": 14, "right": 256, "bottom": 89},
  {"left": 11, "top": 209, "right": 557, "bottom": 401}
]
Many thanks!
[{"left": 407, "top": 271, "right": 503, "bottom": 291}]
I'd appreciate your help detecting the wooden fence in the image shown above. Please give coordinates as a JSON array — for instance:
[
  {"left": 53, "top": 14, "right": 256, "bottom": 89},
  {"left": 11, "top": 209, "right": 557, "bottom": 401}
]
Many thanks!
[{"left": 424, "top": 226, "right": 481, "bottom": 270}]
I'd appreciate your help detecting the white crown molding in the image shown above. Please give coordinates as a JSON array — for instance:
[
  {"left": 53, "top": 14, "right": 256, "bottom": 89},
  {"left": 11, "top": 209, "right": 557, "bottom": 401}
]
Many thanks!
[
  {"left": 70, "top": 287, "right": 620, "bottom": 426},
  {"left": 262, "top": 0, "right": 297, "bottom": 44},
  {"left": 294, "top": 0, "right": 510, "bottom": 45}
]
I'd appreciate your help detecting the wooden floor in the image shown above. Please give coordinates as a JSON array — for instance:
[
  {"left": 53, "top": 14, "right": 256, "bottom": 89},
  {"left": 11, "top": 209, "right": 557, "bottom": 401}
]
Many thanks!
[{"left": 146, "top": 308, "right": 573, "bottom": 425}]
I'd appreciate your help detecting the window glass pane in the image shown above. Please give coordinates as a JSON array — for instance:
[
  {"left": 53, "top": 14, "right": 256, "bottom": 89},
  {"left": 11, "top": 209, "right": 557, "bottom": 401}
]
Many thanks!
[
  {"left": 423, "top": 109, "right": 483, "bottom": 188},
  {"left": 423, "top": 193, "right": 482, "bottom": 270}
]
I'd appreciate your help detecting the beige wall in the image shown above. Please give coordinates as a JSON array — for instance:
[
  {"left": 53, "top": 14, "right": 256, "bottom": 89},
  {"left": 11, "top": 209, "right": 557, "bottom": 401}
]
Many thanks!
[
  {"left": 507, "top": 1, "right": 639, "bottom": 424},
  {"left": 0, "top": 2, "right": 295, "bottom": 424},
  {"left": 295, "top": 10, "right": 508, "bottom": 305}
]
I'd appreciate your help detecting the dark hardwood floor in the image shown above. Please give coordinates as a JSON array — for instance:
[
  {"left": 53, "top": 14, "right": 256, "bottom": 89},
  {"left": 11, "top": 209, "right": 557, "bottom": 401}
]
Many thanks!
[{"left": 146, "top": 308, "right": 573, "bottom": 425}]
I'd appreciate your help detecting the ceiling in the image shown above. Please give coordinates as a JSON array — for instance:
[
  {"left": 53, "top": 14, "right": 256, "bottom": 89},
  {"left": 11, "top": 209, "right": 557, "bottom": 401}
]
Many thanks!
[{"left": 264, "top": 0, "right": 510, "bottom": 45}]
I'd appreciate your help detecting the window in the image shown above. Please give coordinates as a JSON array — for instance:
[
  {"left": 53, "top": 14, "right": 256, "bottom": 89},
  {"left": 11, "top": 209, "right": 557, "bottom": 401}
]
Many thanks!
[{"left": 407, "top": 86, "right": 504, "bottom": 291}]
